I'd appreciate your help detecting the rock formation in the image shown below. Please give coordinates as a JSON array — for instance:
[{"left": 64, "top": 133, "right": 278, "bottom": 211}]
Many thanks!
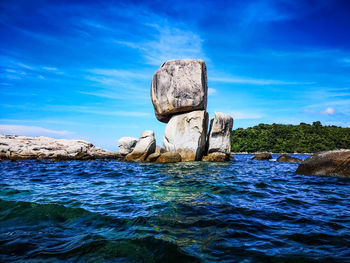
[
  {"left": 203, "top": 152, "right": 229, "bottom": 162},
  {"left": 163, "top": 110, "right": 208, "bottom": 161},
  {"left": 118, "top": 137, "right": 138, "bottom": 156},
  {"left": 296, "top": 150, "right": 350, "bottom": 177},
  {"left": 151, "top": 59, "right": 208, "bottom": 123},
  {"left": 156, "top": 152, "right": 182, "bottom": 163},
  {"left": 203, "top": 112, "right": 233, "bottom": 161},
  {"left": 251, "top": 153, "right": 272, "bottom": 161},
  {"left": 125, "top": 130, "right": 156, "bottom": 161},
  {"left": 0, "top": 134, "right": 122, "bottom": 160},
  {"left": 277, "top": 154, "right": 302, "bottom": 163}
]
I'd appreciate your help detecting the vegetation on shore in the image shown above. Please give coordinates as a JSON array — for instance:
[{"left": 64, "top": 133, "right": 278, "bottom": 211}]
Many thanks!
[{"left": 231, "top": 121, "right": 350, "bottom": 153}]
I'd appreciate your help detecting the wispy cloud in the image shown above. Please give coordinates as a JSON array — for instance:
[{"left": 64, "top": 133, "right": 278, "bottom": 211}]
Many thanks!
[
  {"left": 0, "top": 125, "right": 72, "bottom": 136},
  {"left": 224, "top": 111, "right": 263, "bottom": 120},
  {"left": 211, "top": 76, "right": 311, "bottom": 85},
  {"left": 117, "top": 23, "right": 206, "bottom": 66},
  {"left": 208, "top": 88, "right": 216, "bottom": 95},
  {"left": 321, "top": 107, "right": 335, "bottom": 115}
]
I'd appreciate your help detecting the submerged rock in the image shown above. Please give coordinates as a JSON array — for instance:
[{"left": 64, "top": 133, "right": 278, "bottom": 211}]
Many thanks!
[
  {"left": 207, "top": 112, "right": 233, "bottom": 155},
  {"left": 156, "top": 152, "right": 182, "bottom": 163},
  {"left": 277, "top": 154, "right": 302, "bottom": 163},
  {"left": 118, "top": 137, "right": 138, "bottom": 155},
  {"left": 163, "top": 110, "right": 208, "bottom": 161},
  {"left": 0, "top": 134, "right": 122, "bottom": 161},
  {"left": 125, "top": 130, "right": 156, "bottom": 161},
  {"left": 202, "top": 152, "right": 230, "bottom": 162},
  {"left": 296, "top": 150, "right": 350, "bottom": 177},
  {"left": 151, "top": 59, "right": 208, "bottom": 123},
  {"left": 251, "top": 153, "right": 272, "bottom": 161}
]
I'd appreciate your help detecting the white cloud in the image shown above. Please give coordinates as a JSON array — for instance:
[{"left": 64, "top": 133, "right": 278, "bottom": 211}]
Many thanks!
[
  {"left": 322, "top": 107, "right": 335, "bottom": 115},
  {"left": 208, "top": 88, "right": 216, "bottom": 95},
  {"left": 225, "top": 111, "right": 263, "bottom": 120},
  {"left": 0, "top": 125, "right": 72, "bottom": 136},
  {"left": 117, "top": 23, "right": 206, "bottom": 66}
]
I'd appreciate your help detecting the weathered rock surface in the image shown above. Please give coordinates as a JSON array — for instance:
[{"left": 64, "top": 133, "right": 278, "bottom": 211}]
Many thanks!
[
  {"left": 118, "top": 137, "right": 138, "bottom": 155},
  {"left": 163, "top": 110, "right": 208, "bottom": 161},
  {"left": 296, "top": 150, "right": 350, "bottom": 177},
  {"left": 202, "top": 152, "right": 230, "bottom": 162},
  {"left": 207, "top": 112, "right": 233, "bottom": 155},
  {"left": 156, "top": 152, "right": 182, "bottom": 163},
  {"left": 0, "top": 134, "right": 122, "bottom": 161},
  {"left": 251, "top": 153, "right": 272, "bottom": 161},
  {"left": 125, "top": 130, "right": 156, "bottom": 161},
  {"left": 151, "top": 59, "right": 208, "bottom": 123},
  {"left": 146, "top": 152, "right": 160, "bottom": 162},
  {"left": 277, "top": 154, "right": 302, "bottom": 163}
]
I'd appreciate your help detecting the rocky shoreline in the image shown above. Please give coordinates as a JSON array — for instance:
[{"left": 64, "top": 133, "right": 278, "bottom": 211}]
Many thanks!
[{"left": 0, "top": 134, "right": 123, "bottom": 161}]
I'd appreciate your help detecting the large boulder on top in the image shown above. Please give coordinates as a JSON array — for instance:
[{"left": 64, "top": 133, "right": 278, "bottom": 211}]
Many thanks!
[
  {"left": 277, "top": 154, "right": 302, "bottom": 163},
  {"left": 251, "top": 153, "right": 272, "bottom": 160},
  {"left": 296, "top": 150, "right": 350, "bottom": 177},
  {"left": 207, "top": 112, "right": 233, "bottom": 155},
  {"left": 163, "top": 110, "right": 208, "bottom": 161},
  {"left": 151, "top": 59, "right": 208, "bottom": 123},
  {"left": 125, "top": 130, "right": 156, "bottom": 161},
  {"left": 118, "top": 137, "right": 138, "bottom": 156}
]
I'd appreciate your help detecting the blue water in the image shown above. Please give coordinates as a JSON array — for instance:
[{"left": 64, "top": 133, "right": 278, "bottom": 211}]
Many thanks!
[{"left": 0, "top": 154, "right": 349, "bottom": 262}]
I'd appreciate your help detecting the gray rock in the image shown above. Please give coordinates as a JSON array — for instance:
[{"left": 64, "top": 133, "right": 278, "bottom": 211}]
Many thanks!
[
  {"left": 125, "top": 130, "right": 156, "bottom": 161},
  {"left": 118, "top": 137, "right": 138, "bottom": 155},
  {"left": 277, "top": 154, "right": 302, "bottom": 163},
  {"left": 0, "top": 134, "right": 121, "bottom": 160},
  {"left": 251, "top": 153, "right": 272, "bottom": 161},
  {"left": 163, "top": 110, "right": 208, "bottom": 161},
  {"left": 151, "top": 59, "right": 208, "bottom": 123},
  {"left": 207, "top": 112, "right": 233, "bottom": 155}
]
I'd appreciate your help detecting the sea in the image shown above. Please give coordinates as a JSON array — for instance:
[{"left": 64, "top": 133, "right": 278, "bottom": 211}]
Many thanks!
[{"left": 0, "top": 154, "right": 349, "bottom": 263}]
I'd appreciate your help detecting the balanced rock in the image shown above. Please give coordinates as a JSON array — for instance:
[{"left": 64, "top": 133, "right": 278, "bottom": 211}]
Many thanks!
[
  {"left": 251, "top": 153, "right": 272, "bottom": 161},
  {"left": 202, "top": 152, "right": 230, "bottom": 162},
  {"left": 163, "top": 110, "right": 208, "bottom": 161},
  {"left": 151, "top": 59, "right": 208, "bottom": 123},
  {"left": 277, "top": 154, "right": 302, "bottom": 163},
  {"left": 207, "top": 112, "right": 233, "bottom": 155},
  {"left": 296, "top": 150, "right": 350, "bottom": 177},
  {"left": 118, "top": 137, "right": 138, "bottom": 155},
  {"left": 125, "top": 130, "right": 156, "bottom": 161},
  {"left": 156, "top": 152, "right": 182, "bottom": 163}
]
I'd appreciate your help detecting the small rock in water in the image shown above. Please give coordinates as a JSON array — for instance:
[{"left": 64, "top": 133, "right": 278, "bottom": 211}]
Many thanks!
[
  {"left": 252, "top": 153, "right": 273, "bottom": 161},
  {"left": 125, "top": 130, "right": 156, "bottom": 161},
  {"left": 118, "top": 137, "right": 138, "bottom": 156},
  {"left": 277, "top": 154, "right": 302, "bottom": 163},
  {"left": 156, "top": 152, "right": 182, "bottom": 163},
  {"left": 202, "top": 152, "right": 230, "bottom": 162}
]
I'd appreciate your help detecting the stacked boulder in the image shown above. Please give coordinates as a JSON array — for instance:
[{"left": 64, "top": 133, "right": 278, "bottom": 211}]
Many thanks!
[{"left": 118, "top": 59, "right": 234, "bottom": 162}]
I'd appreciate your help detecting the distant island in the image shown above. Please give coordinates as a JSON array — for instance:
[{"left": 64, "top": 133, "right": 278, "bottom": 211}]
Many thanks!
[{"left": 231, "top": 121, "right": 350, "bottom": 153}]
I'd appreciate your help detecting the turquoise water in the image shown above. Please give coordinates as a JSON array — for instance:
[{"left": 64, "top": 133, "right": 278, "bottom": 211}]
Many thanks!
[{"left": 0, "top": 155, "right": 349, "bottom": 262}]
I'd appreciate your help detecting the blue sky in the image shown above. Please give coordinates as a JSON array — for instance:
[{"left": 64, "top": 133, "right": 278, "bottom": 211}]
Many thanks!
[{"left": 1, "top": 0, "right": 350, "bottom": 150}]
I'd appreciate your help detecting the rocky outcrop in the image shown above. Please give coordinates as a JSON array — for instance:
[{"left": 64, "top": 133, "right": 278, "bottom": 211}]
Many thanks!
[
  {"left": 251, "top": 153, "right": 272, "bottom": 161},
  {"left": 0, "top": 134, "right": 122, "bottom": 161},
  {"left": 202, "top": 152, "right": 230, "bottom": 162},
  {"left": 125, "top": 131, "right": 156, "bottom": 161},
  {"left": 151, "top": 59, "right": 208, "bottom": 123},
  {"left": 156, "top": 152, "right": 182, "bottom": 163},
  {"left": 163, "top": 110, "right": 208, "bottom": 161},
  {"left": 207, "top": 112, "right": 233, "bottom": 155},
  {"left": 296, "top": 150, "right": 350, "bottom": 177},
  {"left": 118, "top": 137, "right": 138, "bottom": 156},
  {"left": 277, "top": 154, "right": 302, "bottom": 163}
]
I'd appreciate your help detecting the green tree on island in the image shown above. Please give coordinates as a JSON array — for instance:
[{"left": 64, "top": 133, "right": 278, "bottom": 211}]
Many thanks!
[{"left": 231, "top": 122, "right": 350, "bottom": 153}]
